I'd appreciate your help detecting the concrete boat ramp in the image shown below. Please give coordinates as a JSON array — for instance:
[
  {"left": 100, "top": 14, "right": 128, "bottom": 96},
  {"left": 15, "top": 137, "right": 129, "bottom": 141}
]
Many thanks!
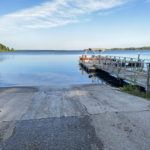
[{"left": 0, "top": 85, "right": 150, "bottom": 150}]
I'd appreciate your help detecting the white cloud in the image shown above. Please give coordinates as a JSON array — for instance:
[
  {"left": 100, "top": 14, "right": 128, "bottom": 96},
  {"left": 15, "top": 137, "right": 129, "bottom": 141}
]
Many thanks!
[{"left": 0, "top": 0, "right": 128, "bottom": 31}]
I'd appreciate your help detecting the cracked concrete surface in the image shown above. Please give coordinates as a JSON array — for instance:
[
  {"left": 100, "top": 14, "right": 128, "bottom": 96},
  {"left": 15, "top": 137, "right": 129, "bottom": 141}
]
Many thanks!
[{"left": 0, "top": 84, "right": 150, "bottom": 150}]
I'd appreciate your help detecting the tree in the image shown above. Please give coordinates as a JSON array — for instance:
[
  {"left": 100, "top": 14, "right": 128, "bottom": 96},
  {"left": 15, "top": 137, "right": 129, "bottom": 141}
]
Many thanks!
[{"left": 0, "top": 43, "right": 15, "bottom": 52}]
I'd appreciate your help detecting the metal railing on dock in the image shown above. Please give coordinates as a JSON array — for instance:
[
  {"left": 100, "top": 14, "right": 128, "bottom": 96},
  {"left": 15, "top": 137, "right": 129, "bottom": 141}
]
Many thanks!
[{"left": 79, "top": 55, "right": 150, "bottom": 92}]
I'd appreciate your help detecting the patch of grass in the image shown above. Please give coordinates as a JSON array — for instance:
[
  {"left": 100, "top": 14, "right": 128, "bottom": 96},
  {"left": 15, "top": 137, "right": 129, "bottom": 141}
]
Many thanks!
[{"left": 121, "top": 84, "right": 150, "bottom": 100}]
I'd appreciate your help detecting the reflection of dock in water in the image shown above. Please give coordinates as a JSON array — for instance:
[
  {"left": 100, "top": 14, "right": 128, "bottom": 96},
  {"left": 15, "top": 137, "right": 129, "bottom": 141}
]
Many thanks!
[
  {"left": 80, "top": 67, "right": 105, "bottom": 84},
  {"left": 79, "top": 54, "right": 150, "bottom": 92}
]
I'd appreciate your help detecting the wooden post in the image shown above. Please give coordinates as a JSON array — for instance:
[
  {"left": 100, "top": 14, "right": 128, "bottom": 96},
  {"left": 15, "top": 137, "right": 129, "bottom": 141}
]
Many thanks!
[
  {"left": 117, "top": 58, "right": 120, "bottom": 78},
  {"left": 99, "top": 55, "right": 101, "bottom": 64},
  {"left": 124, "top": 57, "right": 126, "bottom": 69},
  {"left": 138, "top": 54, "right": 140, "bottom": 61},
  {"left": 104, "top": 56, "right": 107, "bottom": 70},
  {"left": 146, "top": 63, "right": 150, "bottom": 92}
]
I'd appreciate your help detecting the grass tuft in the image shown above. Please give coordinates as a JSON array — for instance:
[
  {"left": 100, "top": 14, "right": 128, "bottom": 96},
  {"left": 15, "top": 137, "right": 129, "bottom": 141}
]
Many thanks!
[{"left": 121, "top": 84, "right": 150, "bottom": 100}]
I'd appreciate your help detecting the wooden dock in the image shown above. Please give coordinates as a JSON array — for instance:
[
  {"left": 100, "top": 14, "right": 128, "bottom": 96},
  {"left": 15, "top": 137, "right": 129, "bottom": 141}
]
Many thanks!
[{"left": 79, "top": 55, "right": 150, "bottom": 92}]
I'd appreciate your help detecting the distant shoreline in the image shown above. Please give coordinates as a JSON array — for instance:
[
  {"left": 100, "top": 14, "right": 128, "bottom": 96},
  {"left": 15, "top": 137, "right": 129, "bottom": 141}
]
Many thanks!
[
  {"left": 85, "top": 46, "right": 150, "bottom": 51},
  {"left": 13, "top": 49, "right": 150, "bottom": 52},
  {"left": 108, "top": 46, "right": 150, "bottom": 50},
  {"left": 0, "top": 49, "right": 150, "bottom": 53}
]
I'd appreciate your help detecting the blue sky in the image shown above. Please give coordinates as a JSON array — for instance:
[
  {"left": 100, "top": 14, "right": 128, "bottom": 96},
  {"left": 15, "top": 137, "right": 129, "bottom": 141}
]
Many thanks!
[{"left": 0, "top": 0, "right": 150, "bottom": 50}]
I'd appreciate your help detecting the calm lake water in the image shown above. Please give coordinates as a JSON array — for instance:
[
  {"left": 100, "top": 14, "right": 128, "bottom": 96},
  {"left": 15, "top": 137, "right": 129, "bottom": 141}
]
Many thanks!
[{"left": 0, "top": 50, "right": 150, "bottom": 87}]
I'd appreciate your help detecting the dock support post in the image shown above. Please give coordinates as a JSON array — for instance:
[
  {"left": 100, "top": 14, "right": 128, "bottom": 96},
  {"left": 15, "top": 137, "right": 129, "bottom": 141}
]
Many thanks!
[{"left": 146, "top": 63, "right": 150, "bottom": 92}]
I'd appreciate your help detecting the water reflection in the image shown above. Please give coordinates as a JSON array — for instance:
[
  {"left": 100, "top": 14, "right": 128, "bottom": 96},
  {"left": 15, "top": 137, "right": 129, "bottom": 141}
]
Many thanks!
[
  {"left": 79, "top": 65, "right": 126, "bottom": 88},
  {"left": 80, "top": 68, "right": 105, "bottom": 85},
  {"left": 0, "top": 53, "right": 92, "bottom": 87},
  {"left": 0, "top": 55, "right": 11, "bottom": 62}
]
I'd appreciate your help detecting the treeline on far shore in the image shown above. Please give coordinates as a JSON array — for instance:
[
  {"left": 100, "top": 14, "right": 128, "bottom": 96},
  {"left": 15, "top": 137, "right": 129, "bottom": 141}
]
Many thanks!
[
  {"left": 85, "top": 46, "right": 150, "bottom": 52},
  {"left": 109, "top": 46, "right": 150, "bottom": 50},
  {"left": 0, "top": 43, "right": 15, "bottom": 52}
]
